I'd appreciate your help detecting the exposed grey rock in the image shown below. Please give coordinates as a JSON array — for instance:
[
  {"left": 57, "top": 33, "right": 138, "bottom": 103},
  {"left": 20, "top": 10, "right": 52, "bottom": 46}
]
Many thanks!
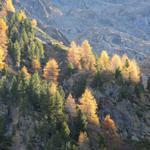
[{"left": 14, "top": 0, "right": 150, "bottom": 61}]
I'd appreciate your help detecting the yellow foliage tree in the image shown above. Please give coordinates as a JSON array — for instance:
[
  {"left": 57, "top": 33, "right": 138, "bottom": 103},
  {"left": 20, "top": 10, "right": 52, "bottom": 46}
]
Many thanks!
[
  {"left": 0, "top": 46, "right": 6, "bottom": 70},
  {"left": 81, "top": 40, "right": 96, "bottom": 71},
  {"left": 103, "top": 115, "right": 122, "bottom": 149},
  {"left": 21, "top": 66, "right": 31, "bottom": 79},
  {"left": 65, "top": 94, "right": 77, "bottom": 117},
  {"left": 67, "top": 41, "right": 81, "bottom": 70},
  {"left": 103, "top": 115, "right": 116, "bottom": 131},
  {"left": 43, "top": 59, "right": 59, "bottom": 82},
  {"left": 5, "top": 0, "right": 15, "bottom": 12},
  {"left": 111, "top": 54, "right": 122, "bottom": 72},
  {"left": 49, "top": 82, "right": 57, "bottom": 94},
  {"left": 18, "top": 10, "right": 26, "bottom": 22},
  {"left": 31, "top": 19, "right": 37, "bottom": 27},
  {"left": 0, "top": 18, "right": 8, "bottom": 32},
  {"left": 32, "top": 58, "right": 41, "bottom": 71},
  {"left": 0, "top": 19, "right": 8, "bottom": 69},
  {"left": 79, "top": 89, "right": 99, "bottom": 125},
  {"left": 78, "top": 132, "right": 90, "bottom": 150},
  {"left": 121, "top": 54, "right": 130, "bottom": 79},
  {"left": 129, "top": 59, "right": 140, "bottom": 83},
  {"left": 98, "top": 50, "right": 110, "bottom": 71}
]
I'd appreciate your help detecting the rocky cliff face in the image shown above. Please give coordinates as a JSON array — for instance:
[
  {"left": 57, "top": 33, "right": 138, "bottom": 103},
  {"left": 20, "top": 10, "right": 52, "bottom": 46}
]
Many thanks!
[{"left": 14, "top": 0, "right": 150, "bottom": 61}]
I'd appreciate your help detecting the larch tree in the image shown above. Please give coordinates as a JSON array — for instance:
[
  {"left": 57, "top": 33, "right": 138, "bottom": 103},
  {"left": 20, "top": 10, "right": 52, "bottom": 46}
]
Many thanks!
[
  {"left": 111, "top": 54, "right": 122, "bottom": 72},
  {"left": 78, "top": 132, "right": 90, "bottom": 150},
  {"left": 21, "top": 66, "right": 31, "bottom": 80},
  {"left": 98, "top": 50, "right": 110, "bottom": 71},
  {"left": 4, "top": 0, "right": 15, "bottom": 13},
  {"left": 79, "top": 89, "right": 100, "bottom": 149},
  {"left": 0, "top": 47, "right": 6, "bottom": 70},
  {"left": 18, "top": 10, "right": 26, "bottom": 22},
  {"left": 32, "top": 58, "right": 41, "bottom": 71},
  {"left": 129, "top": 59, "right": 140, "bottom": 83},
  {"left": 103, "top": 115, "right": 116, "bottom": 131},
  {"left": 81, "top": 40, "right": 96, "bottom": 72},
  {"left": 0, "top": 19, "right": 8, "bottom": 70},
  {"left": 31, "top": 19, "right": 37, "bottom": 27},
  {"left": 121, "top": 54, "right": 130, "bottom": 79},
  {"left": 67, "top": 41, "right": 81, "bottom": 70},
  {"left": 65, "top": 94, "right": 77, "bottom": 118},
  {"left": 103, "top": 115, "right": 121, "bottom": 150},
  {"left": 79, "top": 88, "right": 99, "bottom": 125},
  {"left": 43, "top": 59, "right": 59, "bottom": 82}
]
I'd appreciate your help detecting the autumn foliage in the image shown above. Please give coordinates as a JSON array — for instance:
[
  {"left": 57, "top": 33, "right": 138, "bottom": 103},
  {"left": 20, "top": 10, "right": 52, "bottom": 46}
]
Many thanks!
[
  {"left": 32, "top": 59, "right": 41, "bottom": 71},
  {"left": 67, "top": 40, "right": 96, "bottom": 71},
  {"left": 98, "top": 50, "right": 110, "bottom": 71},
  {"left": 79, "top": 89, "right": 99, "bottom": 125},
  {"left": 78, "top": 132, "right": 90, "bottom": 150},
  {"left": 5, "top": 0, "right": 15, "bottom": 12},
  {"left": 0, "top": 19, "right": 8, "bottom": 69},
  {"left": 103, "top": 115, "right": 116, "bottom": 131},
  {"left": 31, "top": 19, "right": 38, "bottom": 27},
  {"left": 98, "top": 51, "right": 141, "bottom": 83},
  {"left": 43, "top": 59, "right": 59, "bottom": 82},
  {"left": 21, "top": 66, "right": 31, "bottom": 79},
  {"left": 18, "top": 10, "right": 26, "bottom": 22}
]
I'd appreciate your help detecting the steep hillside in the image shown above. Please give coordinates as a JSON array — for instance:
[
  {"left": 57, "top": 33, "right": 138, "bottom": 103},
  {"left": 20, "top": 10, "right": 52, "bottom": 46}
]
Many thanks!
[{"left": 0, "top": 1, "right": 150, "bottom": 150}]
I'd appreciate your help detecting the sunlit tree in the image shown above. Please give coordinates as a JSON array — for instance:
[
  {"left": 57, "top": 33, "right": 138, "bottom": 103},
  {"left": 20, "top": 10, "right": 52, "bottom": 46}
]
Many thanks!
[
  {"left": 21, "top": 66, "right": 31, "bottom": 79},
  {"left": 111, "top": 54, "right": 122, "bottom": 72},
  {"left": 79, "top": 89, "right": 99, "bottom": 125},
  {"left": 5, "top": 0, "right": 15, "bottom": 12},
  {"left": 18, "top": 10, "right": 26, "bottom": 22},
  {"left": 0, "top": 18, "right": 8, "bottom": 54},
  {"left": 0, "top": 47, "right": 6, "bottom": 70},
  {"left": 67, "top": 41, "right": 81, "bottom": 70},
  {"left": 81, "top": 40, "right": 96, "bottom": 71},
  {"left": 129, "top": 59, "right": 140, "bottom": 83},
  {"left": 31, "top": 19, "right": 37, "bottom": 27},
  {"left": 103, "top": 115, "right": 116, "bottom": 131},
  {"left": 43, "top": 59, "right": 59, "bottom": 82},
  {"left": 121, "top": 54, "right": 130, "bottom": 79},
  {"left": 78, "top": 132, "right": 90, "bottom": 150},
  {"left": 32, "top": 58, "right": 41, "bottom": 71},
  {"left": 98, "top": 50, "right": 110, "bottom": 71}
]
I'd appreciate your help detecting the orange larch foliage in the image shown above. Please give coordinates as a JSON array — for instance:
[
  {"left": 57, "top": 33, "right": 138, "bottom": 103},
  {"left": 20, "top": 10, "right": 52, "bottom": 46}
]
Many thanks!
[
  {"left": 81, "top": 40, "right": 96, "bottom": 72},
  {"left": 21, "top": 66, "right": 31, "bottom": 79},
  {"left": 0, "top": 19, "right": 8, "bottom": 69},
  {"left": 121, "top": 54, "right": 130, "bottom": 79},
  {"left": 129, "top": 59, "right": 140, "bottom": 83},
  {"left": 78, "top": 132, "right": 90, "bottom": 150},
  {"left": 67, "top": 41, "right": 81, "bottom": 70},
  {"left": 18, "top": 10, "right": 26, "bottom": 22},
  {"left": 49, "top": 82, "right": 57, "bottom": 94},
  {"left": 79, "top": 89, "right": 99, "bottom": 125},
  {"left": 5, "top": 0, "right": 15, "bottom": 12},
  {"left": 32, "top": 59, "right": 41, "bottom": 71},
  {"left": 103, "top": 115, "right": 122, "bottom": 149},
  {"left": 0, "top": 47, "right": 6, "bottom": 70},
  {"left": 98, "top": 50, "right": 110, "bottom": 70},
  {"left": 65, "top": 94, "right": 77, "bottom": 117},
  {"left": 111, "top": 54, "right": 122, "bottom": 72},
  {"left": 103, "top": 115, "right": 116, "bottom": 131},
  {"left": 31, "top": 19, "right": 37, "bottom": 27},
  {"left": 43, "top": 59, "right": 59, "bottom": 82}
]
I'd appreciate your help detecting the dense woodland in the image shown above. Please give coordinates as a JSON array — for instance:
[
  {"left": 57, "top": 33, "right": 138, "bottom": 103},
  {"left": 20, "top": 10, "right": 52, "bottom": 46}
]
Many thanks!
[{"left": 0, "top": 0, "right": 150, "bottom": 150}]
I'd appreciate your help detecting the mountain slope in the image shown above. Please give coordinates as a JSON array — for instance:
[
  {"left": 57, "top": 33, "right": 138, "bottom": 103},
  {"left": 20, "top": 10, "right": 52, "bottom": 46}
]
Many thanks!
[{"left": 14, "top": 0, "right": 150, "bottom": 61}]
